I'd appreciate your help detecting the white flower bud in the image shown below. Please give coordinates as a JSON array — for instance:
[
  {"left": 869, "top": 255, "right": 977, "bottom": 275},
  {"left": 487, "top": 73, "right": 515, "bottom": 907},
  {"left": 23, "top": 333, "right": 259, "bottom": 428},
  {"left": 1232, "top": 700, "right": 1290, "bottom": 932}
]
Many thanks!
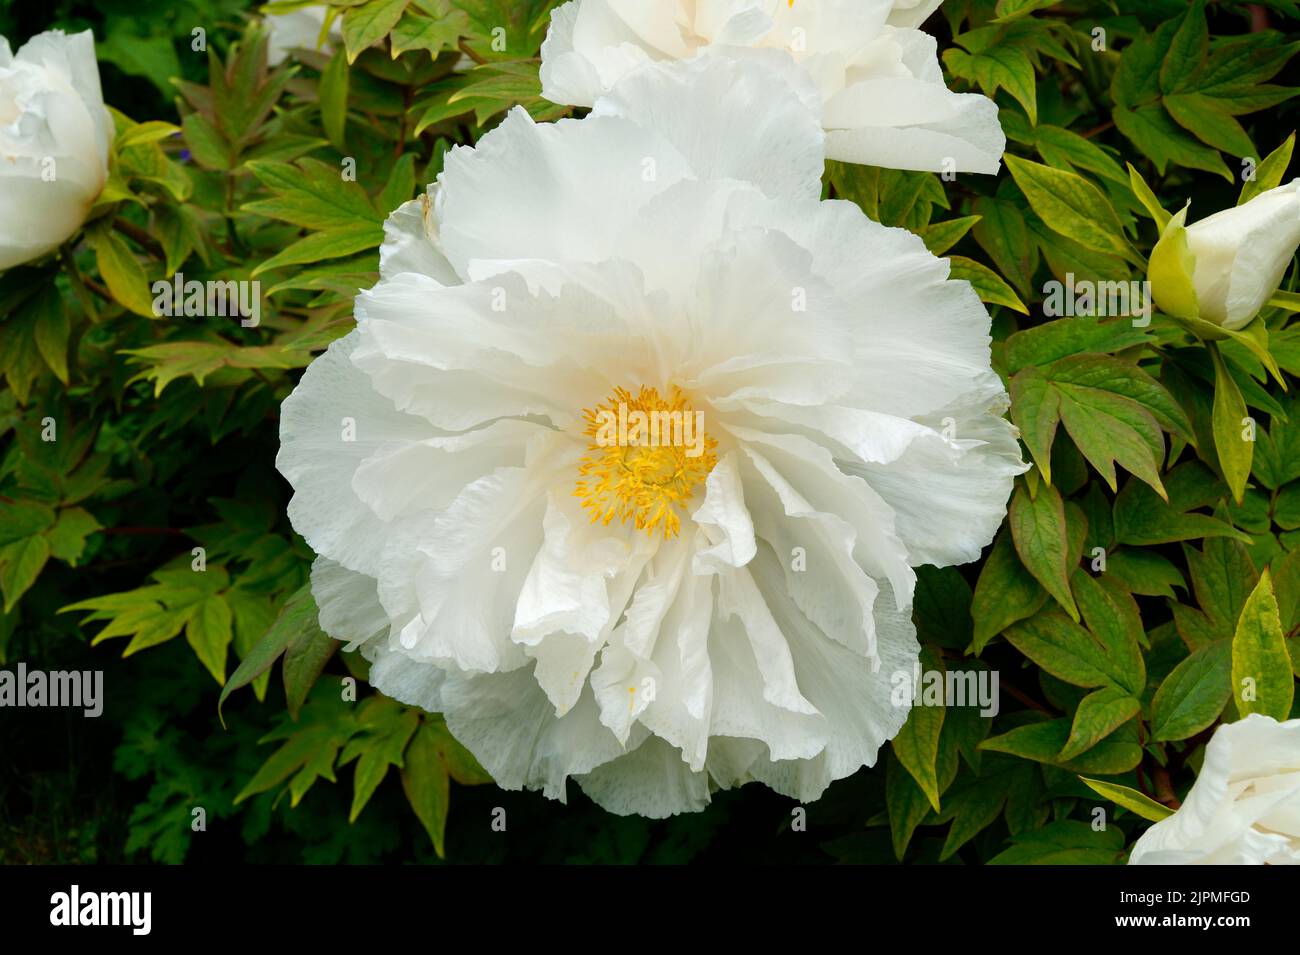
[
  {"left": 1151, "top": 180, "right": 1300, "bottom": 331},
  {"left": 0, "top": 30, "right": 111, "bottom": 271}
]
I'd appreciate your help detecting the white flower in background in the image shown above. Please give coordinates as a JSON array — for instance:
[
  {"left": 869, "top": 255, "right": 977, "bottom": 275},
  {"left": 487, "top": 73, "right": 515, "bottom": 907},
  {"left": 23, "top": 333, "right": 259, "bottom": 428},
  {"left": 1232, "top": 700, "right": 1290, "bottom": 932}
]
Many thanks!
[
  {"left": 1150, "top": 179, "right": 1300, "bottom": 331},
  {"left": 539, "top": 0, "right": 1005, "bottom": 174},
  {"left": 1129, "top": 715, "right": 1300, "bottom": 865},
  {"left": 0, "top": 30, "right": 111, "bottom": 271},
  {"left": 887, "top": 0, "right": 946, "bottom": 29},
  {"left": 265, "top": 4, "right": 342, "bottom": 66},
  {"left": 278, "top": 56, "right": 1024, "bottom": 816}
]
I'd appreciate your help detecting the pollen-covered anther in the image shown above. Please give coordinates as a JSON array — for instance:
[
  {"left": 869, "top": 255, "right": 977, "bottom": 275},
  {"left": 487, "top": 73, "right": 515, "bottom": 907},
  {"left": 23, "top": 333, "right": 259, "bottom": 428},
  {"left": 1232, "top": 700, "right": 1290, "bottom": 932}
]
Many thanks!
[{"left": 574, "top": 385, "right": 717, "bottom": 538}]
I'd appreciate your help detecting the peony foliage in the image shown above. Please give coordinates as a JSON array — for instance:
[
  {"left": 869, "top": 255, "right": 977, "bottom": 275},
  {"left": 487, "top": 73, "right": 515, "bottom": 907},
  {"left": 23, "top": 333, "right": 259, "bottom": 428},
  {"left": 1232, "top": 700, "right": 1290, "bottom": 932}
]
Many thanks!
[{"left": 2, "top": 0, "right": 1300, "bottom": 864}]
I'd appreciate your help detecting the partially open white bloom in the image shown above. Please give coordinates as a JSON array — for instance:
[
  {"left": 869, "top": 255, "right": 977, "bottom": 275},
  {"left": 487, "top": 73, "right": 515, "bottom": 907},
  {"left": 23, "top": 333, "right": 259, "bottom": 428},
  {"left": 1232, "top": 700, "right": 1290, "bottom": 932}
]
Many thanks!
[
  {"left": 1184, "top": 180, "right": 1300, "bottom": 330},
  {"left": 0, "top": 30, "right": 111, "bottom": 271},
  {"left": 539, "top": 0, "right": 1005, "bottom": 174},
  {"left": 1129, "top": 715, "right": 1300, "bottom": 865},
  {"left": 278, "top": 57, "right": 1023, "bottom": 816},
  {"left": 266, "top": 4, "right": 342, "bottom": 66}
]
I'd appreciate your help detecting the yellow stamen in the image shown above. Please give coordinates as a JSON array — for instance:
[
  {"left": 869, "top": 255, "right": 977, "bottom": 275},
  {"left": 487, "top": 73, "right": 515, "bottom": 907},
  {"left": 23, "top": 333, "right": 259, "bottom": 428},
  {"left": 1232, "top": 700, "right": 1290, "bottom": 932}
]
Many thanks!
[{"left": 574, "top": 386, "right": 718, "bottom": 539}]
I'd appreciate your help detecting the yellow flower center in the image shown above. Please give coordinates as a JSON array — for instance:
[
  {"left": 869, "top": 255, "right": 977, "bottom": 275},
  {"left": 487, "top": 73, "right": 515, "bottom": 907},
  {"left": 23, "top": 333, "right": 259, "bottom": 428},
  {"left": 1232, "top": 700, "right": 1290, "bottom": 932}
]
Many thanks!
[{"left": 574, "top": 386, "right": 718, "bottom": 539}]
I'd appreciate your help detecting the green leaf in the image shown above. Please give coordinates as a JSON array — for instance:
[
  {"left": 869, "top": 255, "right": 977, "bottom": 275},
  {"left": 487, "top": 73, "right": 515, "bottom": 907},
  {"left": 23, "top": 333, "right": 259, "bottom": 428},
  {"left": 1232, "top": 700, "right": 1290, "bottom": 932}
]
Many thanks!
[
  {"left": 1071, "top": 571, "right": 1146, "bottom": 696},
  {"left": 1008, "top": 368, "right": 1059, "bottom": 481},
  {"left": 186, "top": 596, "right": 233, "bottom": 685},
  {"left": 885, "top": 751, "right": 932, "bottom": 860},
  {"left": 235, "top": 689, "right": 357, "bottom": 807},
  {"left": 44, "top": 507, "right": 101, "bottom": 564},
  {"left": 319, "top": 47, "right": 350, "bottom": 151},
  {"left": 1231, "top": 570, "right": 1294, "bottom": 720},
  {"left": 252, "top": 221, "right": 384, "bottom": 276},
  {"left": 1078, "top": 777, "right": 1175, "bottom": 823},
  {"left": 342, "top": 700, "right": 419, "bottom": 822},
  {"left": 89, "top": 225, "right": 155, "bottom": 317},
  {"left": 1186, "top": 537, "right": 1259, "bottom": 639},
  {"left": 1030, "top": 125, "right": 1128, "bottom": 185},
  {"left": 988, "top": 820, "right": 1125, "bottom": 864},
  {"left": 943, "top": 45, "right": 1037, "bottom": 124},
  {"left": 1240, "top": 132, "right": 1295, "bottom": 205},
  {"left": 947, "top": 256, "right": 1027, "bottom": 314},
  {"left": 981, "top": 718, "right": 1142, "bottom": 774},
  {"left": 1165, "top": 93, "right": 1254, "bottom": 156},
  {"left": 1106, "top": 550, "right": 1185, "bottom": 599},
  {"left": 1113, "top": 470, "right": 1251, "bottom": 547},
  {"left": 973, "top": 196, "right": 1037, "bottom": 296},
  {"left": 1114, "top": 105, "right": 1232, "bottom": 181},
  {"left": 970, "top": 529, "right": 1047, "bottom": 653},
  {"left": 342, "top": 0, "right": 411, "bottom": 63},
  {"left": 220, "top": 583, "right": 317, "bottom": 718},
  {"left": 0, "top": 501, "right": 56, "bottom": 549},
  {"left": 919, "top": 216, "right": 980, "bottom": 256},
  {"left": 244, "top": 158, "right": 384, "bottom": 231},
  {"left": 116, "top": 120, "right": 181, "bottom": 150},
  {"left": 0, "top": 535, "right": 51, "bottom": 612},
  {"left": 283, "top": 617, "right": 339, "bottom": 722},
  {"left": 893, "top": 648, "right": 945, "bottom": 811},
  {"left": 1005, "top": 611, "right": 1122, "bottom": 691},
  {"left": 400, "top": 720, "right": 451, "bottom": 855},
  {"left": 1060, "top": 687, "right": 1140, "bottom": 761},
  {"left": 377, "top": 152, "right": 417, "bottom": 215},
  {"left": 914, "top": 566, "right": 974, "bottom": 651},
  {"left": 1015, "top": 353, "right": 1190, "bottom": 499},
  {"left": 1005, "top": 155, "right": 1141, "bottom": 265},
  {"left": 1150, "top": 639, "right": 1232, "bottom": 741},
  {"left": 1006, "top": 318, "right": 1153, "bottom": 373},
  {"left": 181, "top": 112, "right": 232, "bottom": 170},
  {"left": 1159, "top": 0, "right": 1208, "bottom": 94},
  {"left": 390, "top": 10, "right": 469, "bottom": 58},
  {"left": 1209, "top": 343, "right": 1253, "bottom": 505},
  {"left": 1010, "top": 482, "right": 1078, "bottom": 620},
  {"left": 1127, "top": 162, "right": 1171, "bottom": 231}
]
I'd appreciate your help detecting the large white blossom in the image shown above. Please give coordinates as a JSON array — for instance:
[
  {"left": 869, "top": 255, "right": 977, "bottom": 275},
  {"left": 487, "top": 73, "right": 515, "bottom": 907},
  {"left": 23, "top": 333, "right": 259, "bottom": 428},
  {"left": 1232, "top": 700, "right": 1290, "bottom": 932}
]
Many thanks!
[
  {"left": 538, "top": 0, "right": 1005, "bottom": 175},
  {"left": 277, "top": 56, "right": 1024, "bottom": 816},
  {"left": 1129, "top": 715, "right": 1300, "bottom": 865},
  {"left": 0, "top": 30, "right": 111, "bottom": 271}
]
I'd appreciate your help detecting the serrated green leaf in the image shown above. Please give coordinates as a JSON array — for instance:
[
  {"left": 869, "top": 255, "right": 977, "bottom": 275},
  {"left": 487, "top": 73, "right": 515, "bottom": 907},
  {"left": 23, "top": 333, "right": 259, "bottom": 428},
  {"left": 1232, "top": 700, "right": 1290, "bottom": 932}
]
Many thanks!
[
  {"left": 970, "top": 529, "right": 1047, "bottom": 653},
  {"left": 1005, "top": 155, "right": 1141, "bottom": 265},
  {"left": 1010, "top": 482, "right": 1078, "bottom": 620},
  {"left": 1231, "top": 570, "right": 1294, "bottom": 720}
]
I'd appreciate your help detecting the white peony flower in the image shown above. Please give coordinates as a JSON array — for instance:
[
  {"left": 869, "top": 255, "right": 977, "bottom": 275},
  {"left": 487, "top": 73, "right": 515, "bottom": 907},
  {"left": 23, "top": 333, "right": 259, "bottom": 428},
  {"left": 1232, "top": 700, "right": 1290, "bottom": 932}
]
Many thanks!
[
  {"left": 538, "top": 0, "right": 1005, "bottom": 175},
  {"left": 1129, "top": 715, "right": 1300, "bottom": 865},
  {"left": 277, "top": 56, "right": 1024, "bottom": 816},
  {"left": 265, "top": 4, "right": 343, "bottom": 67},
  {"left": 1162, "top": 180, "right": 1300, "bottom": 331},
  {"left": 887, "top": 0, "right": 946, "bottom": 29},
  {"left": 0, "top": 30, "right": 111, "bottom": 271}
]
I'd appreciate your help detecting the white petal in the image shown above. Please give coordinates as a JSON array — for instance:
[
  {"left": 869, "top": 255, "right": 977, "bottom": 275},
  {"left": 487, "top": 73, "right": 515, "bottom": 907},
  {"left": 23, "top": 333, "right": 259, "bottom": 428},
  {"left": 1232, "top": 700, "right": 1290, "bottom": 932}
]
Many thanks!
[
  {"left": 310, "top": 557, "right": 388, "bottom": 648},
  {"left": 591, "top": 54, "right": 825, "bottom": 201},
  {"left": 378, "top": 193, "right": 458, "bottom": 283},
  {"left": 277, "top": 331, "right": 436, "bottom": 576}
]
